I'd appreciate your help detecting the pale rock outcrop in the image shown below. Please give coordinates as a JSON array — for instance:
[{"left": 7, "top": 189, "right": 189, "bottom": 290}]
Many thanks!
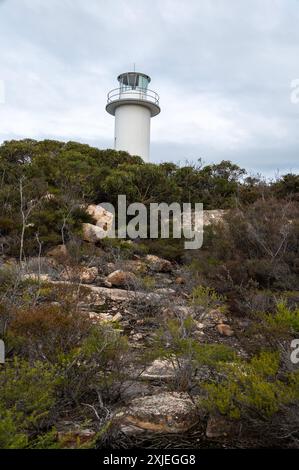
[
  {"left": 47, "top": 244, "right": 69, "bottom": 260},
  {"left": 86, "top": 204, "right": 113, "bottom": 231},
  {"left": 82, "top": 223, "right": 107, "bottom": 243},
  {"left": 115, "top": 392, "right": 199, "bottom": 433},
  {"left": 140, "top": 359, "right": 176, "bottom": 381},
  {"left": 88, "top": 312, "right": 113, "bottom": 322},
  {"left": 107, "top": 270, "right": 137, "bottom": 288}
]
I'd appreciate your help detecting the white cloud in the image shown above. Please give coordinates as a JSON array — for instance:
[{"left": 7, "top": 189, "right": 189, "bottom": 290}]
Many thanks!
[{"left": 0, "top": 0, "right": 298, "bottom": 175}]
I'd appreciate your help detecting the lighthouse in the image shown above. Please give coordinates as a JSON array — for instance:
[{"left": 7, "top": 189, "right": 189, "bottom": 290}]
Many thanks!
[{"left": 106, "top": 72, "right": 160, "bottom": 162}]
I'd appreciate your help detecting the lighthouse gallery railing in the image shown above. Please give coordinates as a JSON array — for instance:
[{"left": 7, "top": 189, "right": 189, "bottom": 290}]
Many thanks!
[{"left": 107, "top": 87, "right": 160, "bottom": 106}]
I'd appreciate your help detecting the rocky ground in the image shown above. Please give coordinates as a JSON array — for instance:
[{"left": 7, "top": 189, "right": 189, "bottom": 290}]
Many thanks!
[
  {"left": 6, "top": 239, "right": 253, "bottom": 449},
  {"left": 2, "top": 205, "right": 293, "bottom": 449}
]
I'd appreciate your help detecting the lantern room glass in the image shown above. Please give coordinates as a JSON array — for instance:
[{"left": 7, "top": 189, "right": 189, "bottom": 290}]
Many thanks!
[{"left": 119, "top": 73, "right": 150, "bottom": 92}]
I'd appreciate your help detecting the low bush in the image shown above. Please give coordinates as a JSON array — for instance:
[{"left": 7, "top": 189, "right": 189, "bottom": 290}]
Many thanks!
[
  {"left": 202, "top": 351, "right": 299, "bottom": 420},
  {"left": 261, "top": 301, "right": 299, "bottom": 336},
  {"left": 9, "top": 303, "right": 91, "bottom": 361},
  {"left": 150, "top": 317, "right": 235, "bottom": 390},
  {"left": 0, "top": 358, "right": 60, "bottom": 447}
]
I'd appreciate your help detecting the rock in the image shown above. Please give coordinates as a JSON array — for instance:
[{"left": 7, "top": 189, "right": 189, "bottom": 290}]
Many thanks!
[
  {"left": 216, "top": 323, "right": 234, "bottom": 337},
  {"left": 115, "top": 392, "right": 199, "bottom": 433},
  {"left": 79, "top": 267, "right": 98, "bottom": 283},
  {"left": 120, "top": 381, "right": 153, "bottom": 401},
  {"left": 47, "top": 244, "right": 69, "bottom": 261},
  {"left": 88, "top": 312, "right": 113, "bottom": 322},
  {"left": 107, "top": 270, "right": 137, "bottom": 288},
  {"left": 60, "top": 266, "right": 98, "bottom": 284},
  {"left": 130, "top": 332, "right": 143, "bottom": 341},
  {"left": 22, "top": 273, "right": 52, "bottom": 282},
  {"left": 140, "top": 359, "right": 176, "bottom": 381},
  {"left": 175, "top": 276, "right": 186, "bottom": 285},
  {"left": 206, "top": 414, "right": 237, "bottom": 439},
  {"left": 203, "top": 309, "right": 228, "bottom": 325},
  {"left": 155, "top": 288, "right": 176, "bottom": 295},
  {"left": 145, "top": 255, "right": 173, "bottom": 273},
  {"left": 86, "top": 204, "right": 113, "bottom": 231},
  {"left": 34, "top": 279, "right": 161, "bottom": 303},
  {"left": 119, "top": 424, "right": 146, "bottom": 436},
  {"left": 82, "top": 223, "right": 107, "bottom": 243},
  {"left": 161, "top": 305, "right": 193, "bottom": 320},
  {"left": 123, "top": 259, "right": 147, "bottom": 274},
  {"left": 112, "top": 312, "right": 123, "bottom": 322}
]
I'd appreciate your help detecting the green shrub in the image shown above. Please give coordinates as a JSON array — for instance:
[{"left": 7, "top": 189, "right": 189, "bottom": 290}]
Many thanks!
[
  {"left": 57, "top": 323, "right": 130, "bottom": 404},
  {"left": 202, "top": 351, "right": 299, "bottom": 420},
  {"left": 261, "top": 301, "right": 299, "bottom": 335},
  {"left": 191, "top": 285, "right": 226, "bottom": 310},
  {"left": 0, "top": 358, "right": 60, "bottom": 448},
  {"left": 150, "top": 317, "right": 235, "bottom": 390},
  {"left": 0, "top": 407, "right": 28, "bottom": 448}
]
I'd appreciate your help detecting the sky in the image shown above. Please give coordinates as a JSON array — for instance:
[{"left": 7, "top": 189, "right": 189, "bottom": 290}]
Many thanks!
[{"left": 0, "top": 0, "right": 298, "bottom": 177}]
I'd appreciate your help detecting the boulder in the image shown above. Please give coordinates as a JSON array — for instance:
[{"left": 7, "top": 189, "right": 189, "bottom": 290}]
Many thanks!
[
  {"left": 123, "top": 259, "right": 147, "bottom": 274},
  {"left": 216, "top": 323, "right": 234, "bottom": 337},
  {"left": 86, "top": 204, "right": 113, "bottom": 231},
  {"left": 60, "top": 266, "right": 98, "bottom": 284},
  {"left": 82, "top": 223, "right": 107, "bottom": 242},
  {"left": 140, "top": 359, "right": 176, "bottom": 381},
  {"left": 112, "top": 312, "right": 123, "bottom": 322},
  {"left": 78, "top": 267, "right": 98, "bottom": 283},
  {"left": 107, "top": 270, "right": 137, "bottom": 288},
  {"left": 145, "top": 255, "right": 172, "bottom": 273},
  {"left": 116, "top": 392, "right": 199, "bottom": 433},
  {"left": 47, "top": 244, "right": 69, "bottom": 261}
]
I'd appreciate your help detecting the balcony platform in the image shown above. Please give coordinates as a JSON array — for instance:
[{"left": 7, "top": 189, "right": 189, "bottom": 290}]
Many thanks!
[{"left": 106, "top": 87, "right": 160, "bottom": 117}]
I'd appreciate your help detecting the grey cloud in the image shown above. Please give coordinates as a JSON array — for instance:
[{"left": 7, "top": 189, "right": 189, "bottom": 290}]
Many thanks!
[{"left": 0, "top": 0, "right": 298, "bottom": 177}]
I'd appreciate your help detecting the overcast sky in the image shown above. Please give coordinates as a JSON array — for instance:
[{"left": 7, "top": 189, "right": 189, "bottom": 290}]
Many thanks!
[{"left": 0, "top": 0, "right": 298, "bottom": 177}]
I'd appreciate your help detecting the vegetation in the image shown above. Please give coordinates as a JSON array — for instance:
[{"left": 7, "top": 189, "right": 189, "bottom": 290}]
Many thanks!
[
  {"left": 1, "top": 138, "right": 298, "bottom": 258},
  {"left": 0, "top": 138, "right": 298, "bottom": 448},
  {"left": 202, "top": 351, "right": 299, "bottom": 420}
]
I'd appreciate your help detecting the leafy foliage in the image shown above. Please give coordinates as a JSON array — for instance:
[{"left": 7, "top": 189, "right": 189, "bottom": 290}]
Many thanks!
[
  {"left": 261, "top": 301, "right": 299, "bottom": 335},
  {"left": 202, "top": 352, "right": 299, "bottom": 420}
]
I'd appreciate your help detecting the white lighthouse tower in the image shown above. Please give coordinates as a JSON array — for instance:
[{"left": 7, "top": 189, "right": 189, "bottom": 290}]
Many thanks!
[{"left": 106, "top": 72, "right": 160, "bottom": 162}]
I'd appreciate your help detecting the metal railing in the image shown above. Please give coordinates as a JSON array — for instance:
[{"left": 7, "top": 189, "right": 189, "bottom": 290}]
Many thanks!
[{"left": 107, "top": 87, "right": 159, "bottom": 106}]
